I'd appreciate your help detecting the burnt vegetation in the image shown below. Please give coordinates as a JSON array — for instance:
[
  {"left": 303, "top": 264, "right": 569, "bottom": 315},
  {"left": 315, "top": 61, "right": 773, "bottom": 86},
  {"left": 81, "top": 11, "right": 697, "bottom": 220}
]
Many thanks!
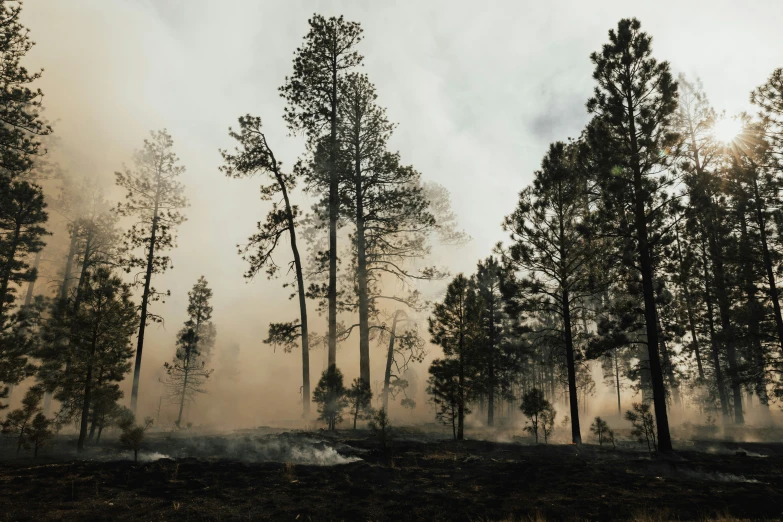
[{"left": 1, "top": 3, "right": 783, "bottom": 520}]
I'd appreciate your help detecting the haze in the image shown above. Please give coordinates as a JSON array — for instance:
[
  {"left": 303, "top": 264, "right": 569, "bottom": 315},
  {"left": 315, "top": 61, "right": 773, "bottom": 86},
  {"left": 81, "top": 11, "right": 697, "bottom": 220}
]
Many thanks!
[{"left": 17, "top": 0, "right": 783, "bottom": 426}]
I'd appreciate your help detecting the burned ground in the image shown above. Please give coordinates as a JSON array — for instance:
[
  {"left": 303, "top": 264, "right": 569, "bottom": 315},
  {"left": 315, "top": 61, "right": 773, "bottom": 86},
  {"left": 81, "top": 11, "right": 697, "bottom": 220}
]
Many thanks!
[{"left": 1, "top": 429, "right": 782, "bottom": 521}]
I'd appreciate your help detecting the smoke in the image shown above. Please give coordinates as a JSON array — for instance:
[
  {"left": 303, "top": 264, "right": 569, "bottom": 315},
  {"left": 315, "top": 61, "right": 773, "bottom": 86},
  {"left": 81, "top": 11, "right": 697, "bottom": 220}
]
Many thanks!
[
  {"left": 143, "top": 431, "right": 363, "bottom": 466},
  {"left": 120, "top": 451, "right": 172, "bottom": 463},
  {"left": 11, "top": 1, "right": 783, "bottom": 429}
]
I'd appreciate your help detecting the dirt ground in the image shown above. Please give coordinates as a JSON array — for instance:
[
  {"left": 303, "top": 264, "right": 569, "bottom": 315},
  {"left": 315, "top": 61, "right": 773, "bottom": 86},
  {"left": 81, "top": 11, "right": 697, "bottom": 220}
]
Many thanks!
[{"left": 1, "top": 428, "right": 782, "bottom": 521}]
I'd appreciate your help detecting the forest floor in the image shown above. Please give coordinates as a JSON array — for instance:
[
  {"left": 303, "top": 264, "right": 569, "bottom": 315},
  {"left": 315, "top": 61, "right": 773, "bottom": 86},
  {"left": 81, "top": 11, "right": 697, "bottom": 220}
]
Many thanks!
[{"left": 0, "top": 426, "right": 782, "bottom": 521}]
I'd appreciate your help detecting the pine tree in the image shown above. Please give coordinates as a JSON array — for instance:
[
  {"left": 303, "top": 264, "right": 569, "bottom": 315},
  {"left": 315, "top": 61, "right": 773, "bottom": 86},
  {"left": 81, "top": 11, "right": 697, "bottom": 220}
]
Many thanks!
[
  {"left": 520, "top": 387, "right": 554, "bottom": 444},
  {"left": 472, "top": 257, "right": 518, "bottom": 428},
  {"left": 0, "top": 176, "right": 48, "bottom": 321},
  {"left": 163, "top": 277, "right": 215, "bottom": 428},
  {"left": 503, "top": 140, "right": 597, "bottom": 443},
  {"left": 337, "top": 73, "right": 440, "bottom": 385},
  {"left": 345, "top": 377, "right": 372, "bottom": 429},
  {"left": 380, "top": 310, "right": 426, "bottom": 412},
  {"left": 281, "top": 15, "right": 363, "bottom": 369},
  {"left": 1, "top": 384, "right": 43, "bottom": 455},
  {"left": 428, "top": 274, "right": 480, "bottom": 440},
  {"left": 38, "top": 268, "right": 137, "bottom": 452},
  {"left": 426, "top": 358, "right": 461, "bottom": 440},
  {"left": 312, "top": 365, "right": 348, "bottom": 430},
  {"left": 0, "top": 0, "right": 52, "bottom": 177},
  {"left": 115, "top": 130, "right": 188, "bottom": 414},
  {"left": 586, "top": 18, "right": 679, "bottom": 450},
  {"left": 220, "top": 116, "right": 312, "bottom": 415},
  {"left": 0, "top": 297, "right": 43, "bottom": 409}
]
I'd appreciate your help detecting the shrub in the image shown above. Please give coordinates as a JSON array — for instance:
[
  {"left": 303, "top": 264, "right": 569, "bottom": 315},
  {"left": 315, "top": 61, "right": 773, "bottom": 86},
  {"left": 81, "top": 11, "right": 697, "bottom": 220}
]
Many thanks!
[
  {"left": 120, "top": 416, "right": 154, "bottom": 462},
  {"left": 625, "top": 402, "right": 656, "bottom": 453},
  {"left": 520, "top": 388, "right": 554, "bottom": 444}
]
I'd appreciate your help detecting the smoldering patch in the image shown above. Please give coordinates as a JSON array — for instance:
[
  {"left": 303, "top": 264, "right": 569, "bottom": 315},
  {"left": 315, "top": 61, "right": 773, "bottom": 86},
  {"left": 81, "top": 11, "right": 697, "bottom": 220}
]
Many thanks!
[{"left": 141, "top": 431, "right": 364, "bottom": 466}]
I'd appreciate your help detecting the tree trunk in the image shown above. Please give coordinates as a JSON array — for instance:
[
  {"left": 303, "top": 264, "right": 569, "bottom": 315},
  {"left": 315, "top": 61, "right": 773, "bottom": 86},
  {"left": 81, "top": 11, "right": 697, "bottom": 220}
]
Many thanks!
[
  {"left": 382, "top": 311, "right": 400, "bottom": 411},
  {"left": 656, "top": 316, "right": 680, "bottom": 407},
  {"left": 487, "top": 291, "right": 495, "bottom": 428},
  {"left": 614, "top": 347, "right": 622, "bottom": 415},
  {"left": 63, "top": 229, "right": 95, "bottom": 379},
  {"left": 16, "top": 424, "right": 26, "bottom": 455},
  {"left": 738, "top": 207, "right": 770, "bottom": 412},
  {"left": 77, "top": 331, "right": 99, "bottom": 453},
  {"left": 264, "top": 148, "right": 311, "bottom": 416},
  {"left": 88, "top": 369, "right": 104, "bottom": 442},
  {"left": 327, "top": 53, "right": 339, "bottom": 369},
  {"left": 451, "top": 406, "right": 456, "bottom": 440},
  {"left": 130, "top": 184, "right": 161, "bottom": 415},
  {"left": 701, "top": 238, "right": 729, "bottom": 419},
  {"left": 562, "top": 286, "right": 582, "bottom": 444},
  {"left": 457, "top": 316, "right": 465, "bottom": 441},
  {"left": 176, "top": 331, "right": 197, "bottom": 427},
  {"left": 675, "top": 225, "right": 705, "bottom": 379},
  {"left": 750, "top": 174, "right": 783, "bottom": 357},
  {"left": 354, "top": 132, "right": 370, "bottom": 385},
  {"left": 706, "top": 212, "right": 744, "bottom": 424},
  {"left": 23, "top": 250, "right": 41, "bottom": 306},
  {"left": 625, "top": 86, "right": 672, "bottom": 451}
]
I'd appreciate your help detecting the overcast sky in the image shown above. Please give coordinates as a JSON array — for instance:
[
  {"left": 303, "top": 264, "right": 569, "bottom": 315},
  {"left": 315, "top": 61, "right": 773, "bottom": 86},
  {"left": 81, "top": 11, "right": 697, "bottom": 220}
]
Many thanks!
[{"left": 21, "top": 0, "right": 783, "bottom": 424}]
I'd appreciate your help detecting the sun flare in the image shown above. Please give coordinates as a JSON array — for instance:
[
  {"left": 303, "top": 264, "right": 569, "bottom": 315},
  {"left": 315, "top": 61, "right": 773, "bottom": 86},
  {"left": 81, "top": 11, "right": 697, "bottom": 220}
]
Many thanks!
[{"left": 712, "top": 117, "right": 743, "bottom": 143}]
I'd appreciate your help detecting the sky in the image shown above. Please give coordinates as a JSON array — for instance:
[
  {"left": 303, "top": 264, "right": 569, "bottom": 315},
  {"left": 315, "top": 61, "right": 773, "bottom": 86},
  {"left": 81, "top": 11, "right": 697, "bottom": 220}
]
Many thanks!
[{"left": 18, "top": 0, "right": 783, "bottom": 426}]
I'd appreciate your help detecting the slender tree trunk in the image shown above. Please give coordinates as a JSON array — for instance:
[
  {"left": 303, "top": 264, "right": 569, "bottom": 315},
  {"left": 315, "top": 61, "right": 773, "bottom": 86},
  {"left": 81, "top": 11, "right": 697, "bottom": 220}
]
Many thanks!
[
  {"left": 61, "top": 224, "right": 80, "bottom": 300},
  {"left": 382, "top": 311, "right": 400, "bottom": 412},
  {"left": 625, "top": 86, "right": 672, "bottom": 451},
  {"left": 487, "top": 290, "right": 496, "bottom": 427},
  {"left": 707, "top": 214, "right": 744, "bottom": 424},
  {"left": 656, "top": 316, "right": 680, "bottom": 407},
  {"left": 701, "top": 239, "right": 729, "bottom": 419},
  {"left": 562, "top": 286, "right": 582, "bottom": 444},
  {"left": 23, "top": 250, "right": 41, "bottom": 306},
  {"left": 16, "top": 424, "right": 26, "bottom": 455},
  {"left": 176, "top": 367, "right": 190, "bottom": 427},
  {"left": 457, "top": 316, "right": 465, "bottom": 441},
  {"left": 751, "top": 174, "right": 783, "bottom": 356},
  {"left": 451, "top": 405, "right": 456, "bottom": 440},
  {"left": 614, "top": 347, "right": 621, "bottom": 415},
  {"left": 269, "top": 153, "right": 310, "bottom": 416},
  {"left": 176, "top": 323, "right": 200, "bottom": 427},
  {"left": 66, "top": 229, "right": 94, "bottom": 376},
  {"left": 77, "top": 331, "right": 99, "bottom": 453},
  {"left": 130, "top": 185, "right": 161, "bottom": 415},
  {"left": 354, "top": 135, "right": 370, "bottom": 385},
  {"left": 327, "top": 54, "right": 339, "bottom": 369},
  {"left": 88, "top": 368, "right": 104, "bottom": 442},
  {"left": 675, "top": 226, "right": 705, "bottom": 379},
  {"left": 738, "top": 207, "right": 770, "bottom": 412}
]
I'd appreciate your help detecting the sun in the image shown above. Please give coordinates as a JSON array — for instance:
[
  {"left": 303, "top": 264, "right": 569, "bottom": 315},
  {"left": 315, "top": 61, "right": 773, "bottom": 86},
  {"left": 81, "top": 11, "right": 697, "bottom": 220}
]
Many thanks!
[{"left": 712, "top": 117, "right": 743, "bottom": 144}]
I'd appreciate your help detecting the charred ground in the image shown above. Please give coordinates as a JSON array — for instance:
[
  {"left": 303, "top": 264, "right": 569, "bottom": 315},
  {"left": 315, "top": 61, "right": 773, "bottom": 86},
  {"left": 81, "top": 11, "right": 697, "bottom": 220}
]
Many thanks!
[{"left": 1, "top": 428, "right": 782, "bottom": 521}]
